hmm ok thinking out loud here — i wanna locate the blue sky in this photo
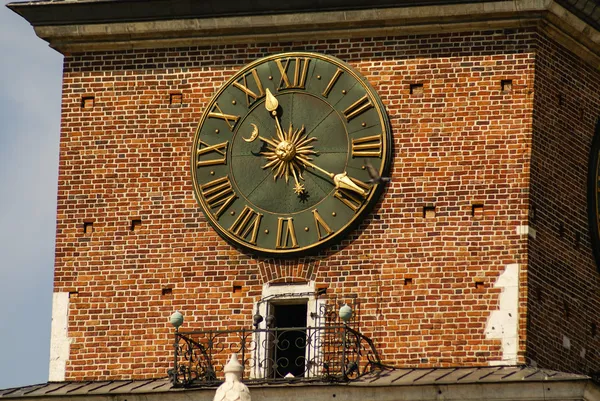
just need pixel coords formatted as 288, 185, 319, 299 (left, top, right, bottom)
0, 1, 62, 388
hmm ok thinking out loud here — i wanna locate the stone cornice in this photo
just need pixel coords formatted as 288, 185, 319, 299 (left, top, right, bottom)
6, 0, 600, 70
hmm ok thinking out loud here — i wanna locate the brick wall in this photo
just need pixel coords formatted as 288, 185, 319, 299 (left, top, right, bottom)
56, 29, 537, 380
527, 32, 600, 375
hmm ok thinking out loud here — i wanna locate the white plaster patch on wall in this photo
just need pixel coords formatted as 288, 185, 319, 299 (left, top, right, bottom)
562, 335, 571, 350
49, 292, 71, 382
516, 225, 536, 239
485, 263, 519, 366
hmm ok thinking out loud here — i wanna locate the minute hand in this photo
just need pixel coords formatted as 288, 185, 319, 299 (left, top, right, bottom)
299, 158, 367, 196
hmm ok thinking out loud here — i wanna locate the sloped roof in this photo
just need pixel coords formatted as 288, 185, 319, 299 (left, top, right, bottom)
7, 0, 600, 33
0, 366, 593, 399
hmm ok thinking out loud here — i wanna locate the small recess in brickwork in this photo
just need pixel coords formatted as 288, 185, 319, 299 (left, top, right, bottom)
474, 280, 485, 290
423, 205, 436, 219
529, 205, 537, 223
472, 204, 484, 218
574, 232, 581, 248
592, 322, 597, 337
161, 288, 173, 296
233, 284, 243, 295
558, 222, 565, 238
316, 286, 327, 296
68, 290, 79, 297
170, 93, 183, 105
501, 80, 513, 93
563, 301, 570, 320
404, 277, 414, 286
83, 221, 93, 234
130, 219, 142, 231
410, 83, 424, 95
81, 96, 95, 109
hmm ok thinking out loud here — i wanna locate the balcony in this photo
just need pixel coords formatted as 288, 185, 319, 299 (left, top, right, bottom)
169, 324, 382, 387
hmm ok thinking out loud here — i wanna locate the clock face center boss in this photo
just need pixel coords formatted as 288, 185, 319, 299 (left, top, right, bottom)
191, 52, 392, 256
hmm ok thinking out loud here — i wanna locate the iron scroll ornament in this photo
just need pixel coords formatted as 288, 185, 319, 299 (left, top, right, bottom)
587, 118, 600, 274
191, 52, 392, 256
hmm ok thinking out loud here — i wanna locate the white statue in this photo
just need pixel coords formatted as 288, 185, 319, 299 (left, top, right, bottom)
213, 354, 251, 401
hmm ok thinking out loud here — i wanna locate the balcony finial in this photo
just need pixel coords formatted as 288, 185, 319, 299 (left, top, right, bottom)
214, 354, 250, 401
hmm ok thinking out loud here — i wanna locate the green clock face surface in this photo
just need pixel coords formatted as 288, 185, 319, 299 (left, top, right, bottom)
191, 52, 392, 256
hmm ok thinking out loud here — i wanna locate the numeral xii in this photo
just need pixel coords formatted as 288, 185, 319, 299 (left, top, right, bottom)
275, 57, 310, 89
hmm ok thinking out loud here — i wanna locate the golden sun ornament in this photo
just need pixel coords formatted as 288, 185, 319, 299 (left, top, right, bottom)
260, 122, 317, 194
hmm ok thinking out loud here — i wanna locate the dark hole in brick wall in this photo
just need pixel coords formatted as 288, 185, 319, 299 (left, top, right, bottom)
316, 286, 327, 296
529, 205, 536, 223
170, 93, 183, 105
162, 288, 173, 296
233, 285, 242, 294
423, 205, 436, 219
501, 80, 512, 93
558, 222, 565, 238
68, 290, 79, 298
592, 322, 597, 337
81, 96, 95, 109
410, 83, 423, 95
475, 281, 485, 290
83, 221, 94, 234
131, 219, 142, 231
472, 204, 484, 218
574, 232, 581, 248
564, 301, 570, 320
404, 277, 413, 286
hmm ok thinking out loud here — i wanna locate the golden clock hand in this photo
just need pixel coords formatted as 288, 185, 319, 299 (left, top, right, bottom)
296, 156, 367, 197
265, 88, 285, 142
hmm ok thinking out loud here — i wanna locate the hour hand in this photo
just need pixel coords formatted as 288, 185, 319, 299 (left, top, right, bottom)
333, 172, 367, 197
298, 157, 367, 196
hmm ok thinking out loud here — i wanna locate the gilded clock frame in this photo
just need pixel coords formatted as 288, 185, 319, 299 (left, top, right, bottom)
191, 52, 392, 257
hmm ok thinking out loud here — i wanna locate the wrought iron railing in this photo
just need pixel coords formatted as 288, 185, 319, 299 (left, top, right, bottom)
169, 325, 382, 387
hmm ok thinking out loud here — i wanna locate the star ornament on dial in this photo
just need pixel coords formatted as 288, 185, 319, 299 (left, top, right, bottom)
191, 52, 392, 256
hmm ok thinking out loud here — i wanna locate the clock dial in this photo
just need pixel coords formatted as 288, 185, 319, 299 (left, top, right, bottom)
192, 52, 392, 256
587, 119, 600, 273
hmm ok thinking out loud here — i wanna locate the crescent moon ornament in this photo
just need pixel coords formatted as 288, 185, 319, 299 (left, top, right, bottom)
243, 123, 259, 142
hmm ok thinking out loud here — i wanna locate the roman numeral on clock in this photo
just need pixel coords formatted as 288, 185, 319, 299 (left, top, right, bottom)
343, 94, 373, 121
196, 140, 228, 167
275, 57, 310, 90
351, 134, 383, 158
276, 217, 299, 249
312, 209, 334, 240
200, 176, 237, 218
208, 103, 240, 131
322, 68, 343, 98
229, 205, 262, 245
334, 179, 371, 212
233, 69, 265, 107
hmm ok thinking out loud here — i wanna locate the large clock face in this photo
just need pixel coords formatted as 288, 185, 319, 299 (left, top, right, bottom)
191, 52, 392, 256
587, 119, 600, 274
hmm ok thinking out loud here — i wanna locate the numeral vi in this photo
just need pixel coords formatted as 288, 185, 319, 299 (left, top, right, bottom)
276, 217, 299, 249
